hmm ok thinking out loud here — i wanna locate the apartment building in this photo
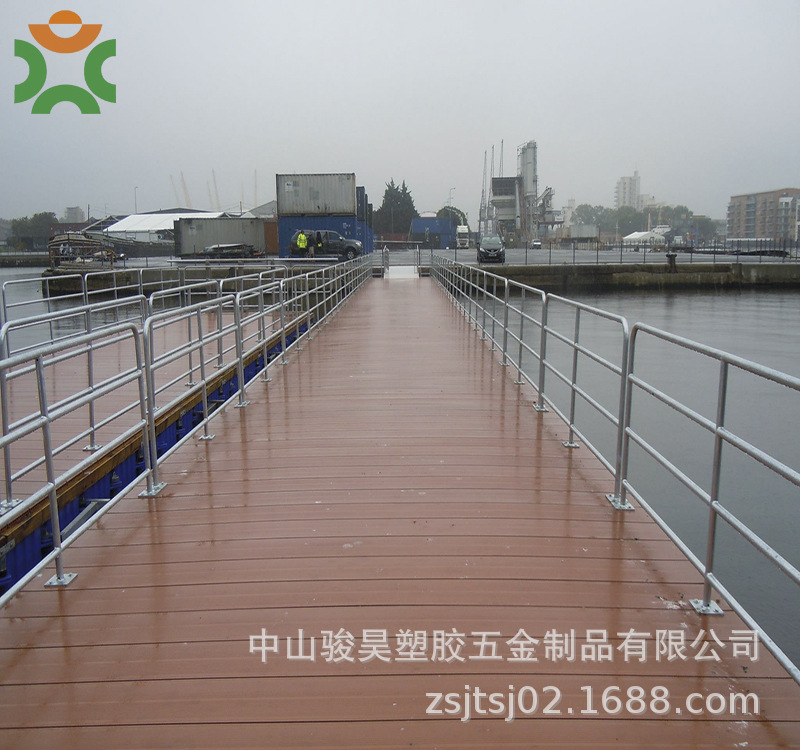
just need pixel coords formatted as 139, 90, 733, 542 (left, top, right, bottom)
727, 188, 800, 240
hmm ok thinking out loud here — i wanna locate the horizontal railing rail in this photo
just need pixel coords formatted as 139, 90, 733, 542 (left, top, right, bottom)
0, 256, 372, 607
0, 295, 148, 359
0, 323, 155, 602
618, 323, 800, 684
0, 265, 292, 328
430, 254, 799, 685
433, 257, 628, 498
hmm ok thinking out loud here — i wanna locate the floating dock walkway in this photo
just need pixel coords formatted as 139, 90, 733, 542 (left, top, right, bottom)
1, 266, 799, 748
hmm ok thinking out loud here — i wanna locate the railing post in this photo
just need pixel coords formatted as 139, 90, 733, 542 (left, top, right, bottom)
35, 356, 77, 589
279, 280, 288, 365
233, 295, 249, 408
605, 319, 632, 510
490, 275, 498, 351
185, 307, 196, 386
480, 271, 488, 339
140, 320, 166, 496
259, 286, 272, 383
82, 307, 101, 452
534, 295, 549, 412
515, 287, 526, 385
562, 308, 581, 448
690, 359, 728, 616
137, 325, 165, 498
500, 279, 510, 366
195, 308, 215, 441
216, 281, 224, 368
609, 327, 636, 510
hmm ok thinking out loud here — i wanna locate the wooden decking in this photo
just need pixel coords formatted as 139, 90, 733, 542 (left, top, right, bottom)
1, 269, 799, 748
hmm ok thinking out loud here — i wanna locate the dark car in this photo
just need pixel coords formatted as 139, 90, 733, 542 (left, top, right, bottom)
477, 235, 505, 263
289, 229, 363, 261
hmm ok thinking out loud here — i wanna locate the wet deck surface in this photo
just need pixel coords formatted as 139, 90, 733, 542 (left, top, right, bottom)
1, 268, 799, 748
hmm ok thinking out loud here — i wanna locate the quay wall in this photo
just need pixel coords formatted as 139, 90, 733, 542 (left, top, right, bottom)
476, 262, 800, 293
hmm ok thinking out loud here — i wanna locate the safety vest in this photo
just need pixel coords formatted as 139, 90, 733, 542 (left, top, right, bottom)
297, 233, 308, 249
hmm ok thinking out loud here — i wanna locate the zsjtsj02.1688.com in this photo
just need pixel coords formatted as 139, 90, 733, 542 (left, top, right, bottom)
425, 684, 760, 722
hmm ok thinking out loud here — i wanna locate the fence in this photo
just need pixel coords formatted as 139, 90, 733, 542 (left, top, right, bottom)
0, 256, 372, 605
430, 254, 800, 685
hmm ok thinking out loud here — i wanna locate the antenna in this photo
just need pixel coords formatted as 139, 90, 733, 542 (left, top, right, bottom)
254, 169, 258, 208
499, 139, 504, 177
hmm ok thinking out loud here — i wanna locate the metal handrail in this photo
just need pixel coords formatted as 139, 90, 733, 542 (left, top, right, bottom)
618, 323, 800, 682
0, 295, 148, 359
0, 323, 155, 599
0, 256, 373, 607
430, 254, 799, 684
432, 257, 628, 494
538, 294, 629, 501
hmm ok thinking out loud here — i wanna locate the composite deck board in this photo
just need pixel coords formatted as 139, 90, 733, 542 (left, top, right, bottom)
1, 271, 799, 748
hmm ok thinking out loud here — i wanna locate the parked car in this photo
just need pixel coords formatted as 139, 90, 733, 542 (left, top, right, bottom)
477, 235, 505, 263
289, 230, 363, 261
530, 239, 542, 249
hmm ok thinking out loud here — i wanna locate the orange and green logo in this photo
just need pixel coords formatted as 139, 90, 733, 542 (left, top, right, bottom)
14, 9, 116, 114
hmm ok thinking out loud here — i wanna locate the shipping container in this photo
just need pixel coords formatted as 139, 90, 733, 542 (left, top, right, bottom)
568, 224, 599, 240
409, 217, 456, 249
174, 217, 267, 256
276, 173, 357, 216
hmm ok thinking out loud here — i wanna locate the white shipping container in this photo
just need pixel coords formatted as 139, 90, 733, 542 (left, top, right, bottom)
569, 224, 599, 239
276, 173, 357, 216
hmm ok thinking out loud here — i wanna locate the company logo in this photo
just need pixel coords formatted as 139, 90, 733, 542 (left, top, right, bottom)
14, 9, 116, 114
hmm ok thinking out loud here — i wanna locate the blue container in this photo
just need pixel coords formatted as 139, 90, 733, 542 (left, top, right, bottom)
278, 215, 361, 257
410, 217, 456, 249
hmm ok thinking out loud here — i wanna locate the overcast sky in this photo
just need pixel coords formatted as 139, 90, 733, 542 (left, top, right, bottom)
2, 0, 798, 224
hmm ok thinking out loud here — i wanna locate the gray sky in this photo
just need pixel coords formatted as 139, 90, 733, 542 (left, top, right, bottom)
2, 0, 798, 223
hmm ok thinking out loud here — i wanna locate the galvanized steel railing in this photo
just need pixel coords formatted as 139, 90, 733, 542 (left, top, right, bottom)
1, 265, 293, 327
0, 256, 372, 607
430, 254, 800, 684
618, 323, 800, 684
433, 257, 629, 498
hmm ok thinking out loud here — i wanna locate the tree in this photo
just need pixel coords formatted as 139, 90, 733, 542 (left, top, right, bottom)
436, 205, 468, 229
10, 212, 59, 250
571, 204, 618, 234
616, 206, 642, 236
372, 179, 419, 235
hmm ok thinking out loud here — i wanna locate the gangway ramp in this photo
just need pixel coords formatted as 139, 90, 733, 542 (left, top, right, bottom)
1, 272, 799, 748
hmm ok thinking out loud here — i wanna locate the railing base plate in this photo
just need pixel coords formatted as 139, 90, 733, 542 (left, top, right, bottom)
139, 482, 167, 498
690, 599, 724, 616
45, 572, 77, 588
606, 493, 635, 511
